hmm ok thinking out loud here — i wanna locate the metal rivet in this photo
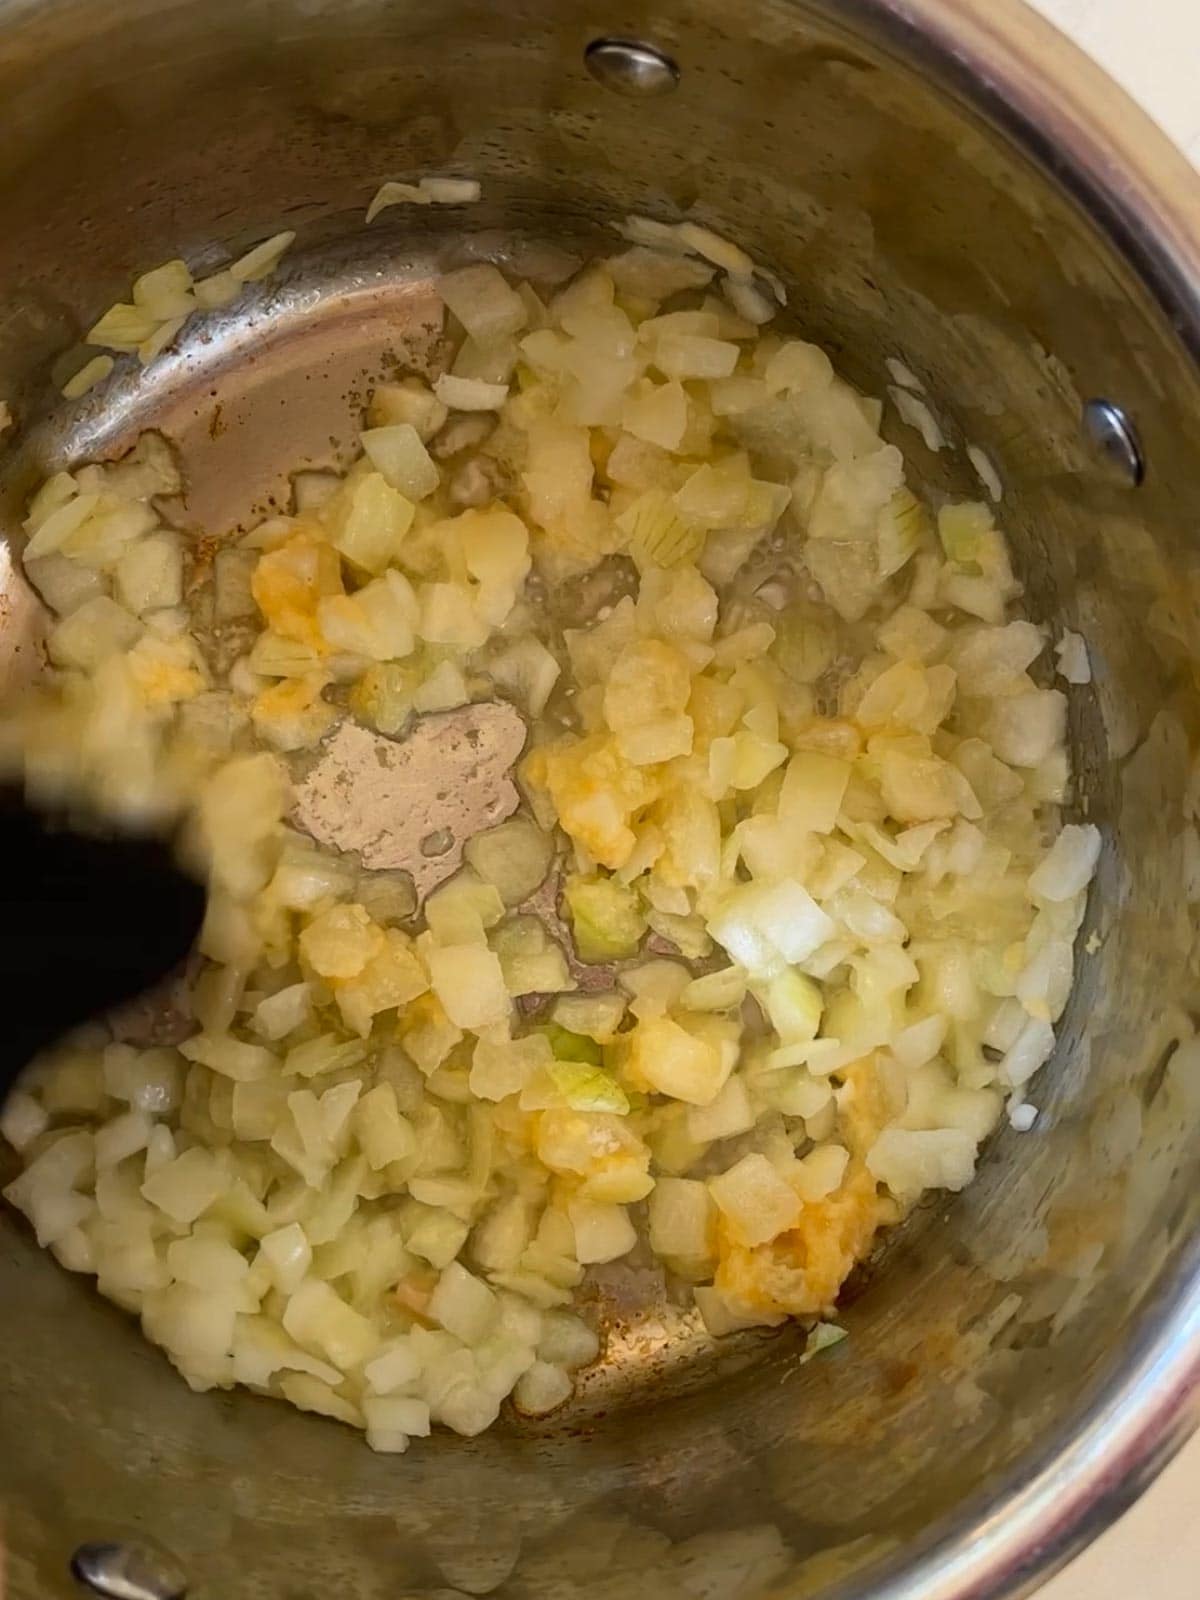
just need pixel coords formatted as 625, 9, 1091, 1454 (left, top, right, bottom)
584, 38, 680, 97
71, 1541, 188, 1600
1082, 398, 1144, 486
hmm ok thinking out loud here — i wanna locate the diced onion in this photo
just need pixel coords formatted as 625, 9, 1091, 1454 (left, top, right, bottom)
1028, 824, 1101, 903
361, 425, 440, 500
1055, 630, 1091, 684
429, 1261, 499, 1344
708, 1154, 800, 1247
62, 355, 115, 400
434, 373, 508, 412
512, 1360, 573, 1416
566, 1199, 637, 1264
867, 1127, 977, 1201
366, 176, 480, 223
3, 223, 1089, 1455
439, 265, 527, 346
889, 386, 946, 451
707, 881, 835, 977
228, 231, 296, 284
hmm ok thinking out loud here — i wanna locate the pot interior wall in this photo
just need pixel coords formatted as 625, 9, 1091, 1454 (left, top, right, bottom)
2, 2, 1200, 1597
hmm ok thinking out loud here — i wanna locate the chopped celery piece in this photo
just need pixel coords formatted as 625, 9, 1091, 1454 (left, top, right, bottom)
878, 488, 928, 579
757, 970, 823, 1042
936, 501, 992, 569
564, 875, 647, 964
801, 1321, 848, 1362
616, 489, 704, 571
539, 1023, 603, 1067
547, 1059, 630, 1115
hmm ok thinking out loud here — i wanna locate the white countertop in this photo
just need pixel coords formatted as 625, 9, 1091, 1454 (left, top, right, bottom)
1022, 8, 1200, 1596
1031, 0, 1200, 159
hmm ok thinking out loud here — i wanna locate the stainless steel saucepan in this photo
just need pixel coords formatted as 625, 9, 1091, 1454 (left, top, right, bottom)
2, 0, 1200, 1596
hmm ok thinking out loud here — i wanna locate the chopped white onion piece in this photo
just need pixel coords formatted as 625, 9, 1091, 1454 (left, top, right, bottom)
1055, 630, 1091, 684
1028, 824, 1101, 903
707, 881, 835, 978
361, 424, 440, 500
62, 354, 115, 400
429, 1262, 499, 1345
998, 1015, 1056, 1089
433, 373, 508, 411
439, 264, 527, 346
967, 444, 1003, 502
566, 1199, 637, 1264
512, 1360, 572, 1416
709, 1154, 800, 1247
228, 231, 295, 284
283, 1279, 377, 1369
889, 386, 946, 451
0, 1091, 49, 1152
867, 1126, 977, 1201
366, 176, 480, 222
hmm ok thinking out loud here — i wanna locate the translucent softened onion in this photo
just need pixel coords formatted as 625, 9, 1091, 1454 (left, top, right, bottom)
0, 221, 1098, 1452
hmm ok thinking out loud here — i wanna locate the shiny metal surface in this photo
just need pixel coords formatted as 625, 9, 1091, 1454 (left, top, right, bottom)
71, 1539, 188, 1600
1, 1, 1200, 1598
583, 38, 683, 98
1080, 398, 1146, 486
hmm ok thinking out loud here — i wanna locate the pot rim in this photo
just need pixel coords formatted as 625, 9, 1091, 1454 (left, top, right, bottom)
828, 2, 1200, 1595
866, 0, 1200, 357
